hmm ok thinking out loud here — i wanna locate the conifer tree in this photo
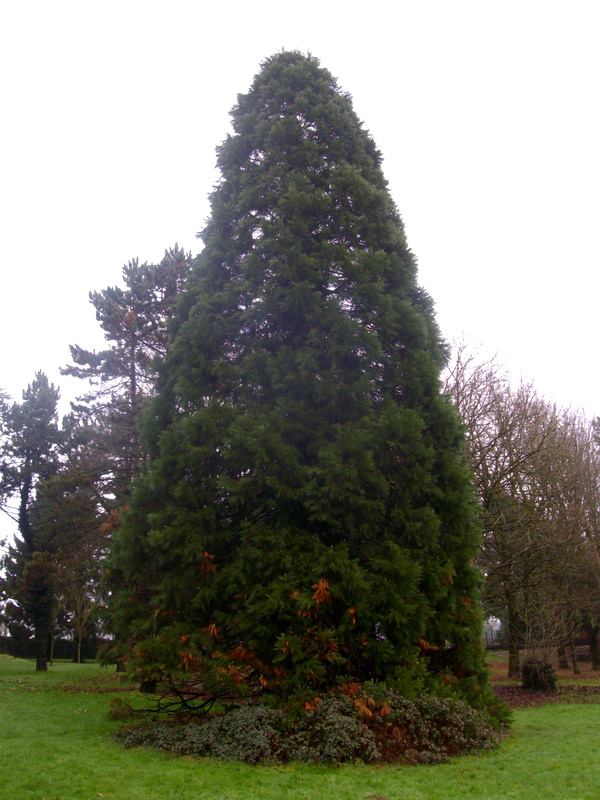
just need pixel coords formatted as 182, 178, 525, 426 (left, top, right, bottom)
0, 373, 62, 670
63, 245, 191, 501
111, 53, 489, 704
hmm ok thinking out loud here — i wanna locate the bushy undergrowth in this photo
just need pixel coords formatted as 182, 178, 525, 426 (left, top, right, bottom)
119, 706, 285, 764
283, 696, 381, 763
116, 688, 504, 765
521, 659, 557, 692
372, 692, 502, 764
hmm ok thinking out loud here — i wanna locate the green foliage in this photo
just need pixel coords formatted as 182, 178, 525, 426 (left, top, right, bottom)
521, 659, 557, 692
110, 52, 488, 707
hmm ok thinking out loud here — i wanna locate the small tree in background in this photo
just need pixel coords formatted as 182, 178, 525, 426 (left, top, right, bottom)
109, 52, 492, 710
38, 461, 108, 664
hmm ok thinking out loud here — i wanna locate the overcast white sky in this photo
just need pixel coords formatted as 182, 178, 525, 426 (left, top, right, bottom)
1, 0, 598, 419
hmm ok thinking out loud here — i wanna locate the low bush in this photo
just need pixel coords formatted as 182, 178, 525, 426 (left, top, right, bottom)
284, 696, 380, 763
521, 659, 557, 692
371, 692, 503, 764
116, 686, 503, 765
119, 705, 285, 764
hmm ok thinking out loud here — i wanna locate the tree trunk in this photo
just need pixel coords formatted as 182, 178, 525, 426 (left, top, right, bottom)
557, 645, 568, 669
33, 594, 53, 672
508, 640, 520, 678
582, 621, 600, 669
590, 629, 600, 670
570, 641, 580, 675
35, 624, 48, 671
507, 603, 521, 679
116, 658, 127, 673
76, 634, 82, 664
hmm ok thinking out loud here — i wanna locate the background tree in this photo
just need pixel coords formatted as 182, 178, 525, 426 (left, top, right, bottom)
0, 373, 62, 670
1, 380, 111, 669
38, 454, 108, 663
110, 52, 492, 709
56, 539, 104, 664
445, 346, 600, 676
555, 414, 600, 670
62, 245, 191, 502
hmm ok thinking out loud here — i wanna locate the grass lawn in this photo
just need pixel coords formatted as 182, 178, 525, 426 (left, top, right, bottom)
1, 654, 600, 800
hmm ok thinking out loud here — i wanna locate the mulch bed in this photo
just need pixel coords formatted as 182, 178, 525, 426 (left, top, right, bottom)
495, 685, 600, 708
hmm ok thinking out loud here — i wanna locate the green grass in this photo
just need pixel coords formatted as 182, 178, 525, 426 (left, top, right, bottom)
1, 654, 600, 799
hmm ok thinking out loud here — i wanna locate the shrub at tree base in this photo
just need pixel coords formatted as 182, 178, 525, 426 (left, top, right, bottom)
115, 689, 505, 765
521, 659, 557, 692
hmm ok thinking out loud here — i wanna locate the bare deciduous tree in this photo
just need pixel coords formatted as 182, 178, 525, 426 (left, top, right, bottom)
445, 344, 600, 677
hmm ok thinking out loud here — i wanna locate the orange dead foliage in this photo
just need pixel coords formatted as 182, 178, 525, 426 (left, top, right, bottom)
181, 651, 198, 671
226, 665, 245, 684
229, 644, 255, 662
338, 681, 361, 697
355, 698, 375, 719
303, 697, 321, 712
99, 508, 121, 536
199, 551, 217, 574
312, 578, 331, 605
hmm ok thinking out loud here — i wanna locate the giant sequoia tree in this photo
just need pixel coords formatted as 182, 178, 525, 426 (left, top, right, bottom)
111, 53, 488, 704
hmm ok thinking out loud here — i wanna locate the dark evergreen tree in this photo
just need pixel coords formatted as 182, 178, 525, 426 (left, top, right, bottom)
0, 373, 62, 670
111, 53, 489, 705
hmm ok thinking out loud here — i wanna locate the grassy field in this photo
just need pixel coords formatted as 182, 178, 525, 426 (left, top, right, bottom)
1, 654, 600, 800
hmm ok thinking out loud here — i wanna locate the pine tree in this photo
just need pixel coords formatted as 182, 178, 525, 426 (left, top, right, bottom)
62, 245, 191, 501
111, 53, 489, 705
